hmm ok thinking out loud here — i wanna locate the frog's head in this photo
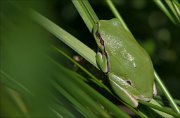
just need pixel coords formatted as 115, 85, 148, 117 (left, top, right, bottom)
93, 19, 125, 53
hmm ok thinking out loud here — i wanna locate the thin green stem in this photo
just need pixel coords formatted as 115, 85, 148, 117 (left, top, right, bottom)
29, 10, 97, 68
0, 70, 32, 95
52, 46, 112, 94
105, 0, 130, 32
140, 100, 180, 117
155, 0, 175, 23
154, 71, 180, 114
174, 99, 180, 106
72, 0, 93, 32
155, 96, 180, 106
72, 0, 99, 32
166, 0, 180, 22
81, 0, 99, 24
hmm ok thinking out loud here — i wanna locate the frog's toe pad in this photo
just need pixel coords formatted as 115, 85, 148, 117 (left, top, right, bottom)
96, 52, 108, 73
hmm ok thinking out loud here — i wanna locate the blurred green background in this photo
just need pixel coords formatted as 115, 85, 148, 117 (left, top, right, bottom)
0, 0, 180, 117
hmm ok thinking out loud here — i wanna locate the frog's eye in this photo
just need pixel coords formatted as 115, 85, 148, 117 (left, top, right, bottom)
112, 22, 119, 26
111, 19, 121, 27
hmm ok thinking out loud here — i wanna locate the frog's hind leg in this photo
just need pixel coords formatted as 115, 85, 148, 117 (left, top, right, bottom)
96, 51, 108, 73
108, 73, 138, 107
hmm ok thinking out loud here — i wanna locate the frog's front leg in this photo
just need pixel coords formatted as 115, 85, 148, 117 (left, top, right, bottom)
96, 51, 108, 73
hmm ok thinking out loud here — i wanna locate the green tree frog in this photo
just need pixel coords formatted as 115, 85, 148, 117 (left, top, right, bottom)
93, 18, 157, 107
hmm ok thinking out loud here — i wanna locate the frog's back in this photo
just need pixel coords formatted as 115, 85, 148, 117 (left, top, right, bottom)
99, 19, 154, 99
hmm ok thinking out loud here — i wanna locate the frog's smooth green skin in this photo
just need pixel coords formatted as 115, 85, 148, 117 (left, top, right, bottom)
93, 18, 156, 107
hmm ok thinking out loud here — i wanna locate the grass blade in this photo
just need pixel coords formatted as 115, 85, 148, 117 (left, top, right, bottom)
29, 10, 98, 69
72, 0, 99, 32
154, 0, 180, 25
155, 71, 180, 114
105, 0, 130, 32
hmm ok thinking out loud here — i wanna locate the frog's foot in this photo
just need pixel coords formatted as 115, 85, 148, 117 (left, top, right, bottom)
96, 52, 108, 73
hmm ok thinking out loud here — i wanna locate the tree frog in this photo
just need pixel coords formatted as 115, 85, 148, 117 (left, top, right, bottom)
93, 18, 157, 107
